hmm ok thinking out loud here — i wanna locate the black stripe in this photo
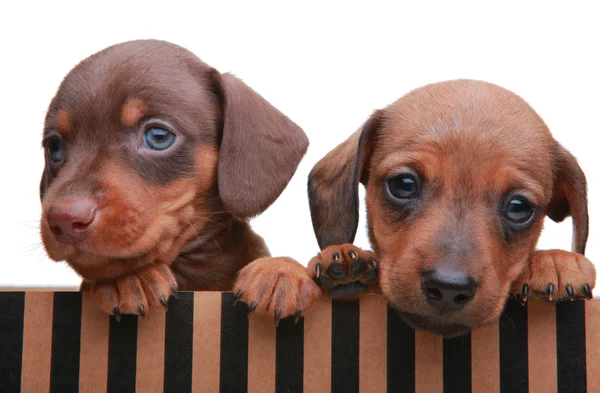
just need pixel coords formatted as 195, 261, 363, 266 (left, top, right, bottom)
556, 300, 587, 393
443, 332, 471, 393
164, 292, 194, 393
220, 292, 249, 393
276, 315, 304, 393
499, 299, 528, 393
107, 314, 138, 393
50, 292, 82, 392
331, 299, 359, 393
387, 307, 415, 393
0, 292, 25, 393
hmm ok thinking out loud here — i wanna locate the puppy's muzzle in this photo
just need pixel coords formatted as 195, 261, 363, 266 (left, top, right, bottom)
46, 198, 98, 244
421, 269, 477, 312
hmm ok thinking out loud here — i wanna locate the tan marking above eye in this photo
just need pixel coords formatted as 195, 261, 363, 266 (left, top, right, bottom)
121, 98, 147, 127
57, 110, 70, 134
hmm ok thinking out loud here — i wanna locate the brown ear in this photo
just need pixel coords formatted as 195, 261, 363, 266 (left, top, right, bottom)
308, 111, 382, 249
546, 142, 589, 254
212, 72, 309, 219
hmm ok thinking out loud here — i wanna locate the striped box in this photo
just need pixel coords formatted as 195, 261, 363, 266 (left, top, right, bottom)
0, 292, 598, 393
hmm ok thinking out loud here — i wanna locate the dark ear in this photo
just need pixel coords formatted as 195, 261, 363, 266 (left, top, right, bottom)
308, 111, 382, 250
212, 72, 309, 219
546, 142, 589, 254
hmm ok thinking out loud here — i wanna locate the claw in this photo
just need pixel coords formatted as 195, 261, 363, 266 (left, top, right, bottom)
233, 291, 242, 307
566, 284, 575, 301
519, 283, 529, 306
368, 257, 378, 269
247, 302, 257, 318
113, 306, 121, 323
139, 305, 146, 320
332, 252, 340, 262
584, 284, 593, 300
274, 310, 281, 327
294, 310, 302, 325
315, 263, 322, 278
547, 283, 555, 301
160, 296, 169, 312
348, 250, 357, 260
170, 285, 179, 299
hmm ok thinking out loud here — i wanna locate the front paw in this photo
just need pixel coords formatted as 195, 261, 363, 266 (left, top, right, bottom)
307, 244, 379, 298
81, 263, 178, 320
512, 249, 596, 303
233, 257, 321, 326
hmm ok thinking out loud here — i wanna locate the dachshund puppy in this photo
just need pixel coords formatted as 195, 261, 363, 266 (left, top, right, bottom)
40, 39, 308, 318
234, 79, 595, 337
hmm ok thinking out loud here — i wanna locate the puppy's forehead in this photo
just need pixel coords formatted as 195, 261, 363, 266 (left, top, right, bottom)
373, 80, 554, 198
45, 40, 216, 134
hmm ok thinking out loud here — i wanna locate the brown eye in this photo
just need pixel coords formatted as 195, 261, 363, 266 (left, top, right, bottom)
506, 198, 535, 223
387, 174, 419, 199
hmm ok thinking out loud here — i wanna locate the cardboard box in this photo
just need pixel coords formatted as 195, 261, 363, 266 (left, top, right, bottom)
0, 291, 597, 393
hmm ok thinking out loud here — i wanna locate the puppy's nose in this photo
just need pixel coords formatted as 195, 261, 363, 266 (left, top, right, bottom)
422, 269, 476, 312
47, 198, 97, 244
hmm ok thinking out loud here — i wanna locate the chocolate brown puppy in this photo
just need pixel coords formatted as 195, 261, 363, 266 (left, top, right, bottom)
40, 39, 308, 318
234, 79, 595, 337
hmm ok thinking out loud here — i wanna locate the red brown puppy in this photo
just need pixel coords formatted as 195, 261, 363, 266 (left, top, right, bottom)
40, 39, 308, 318
234, 79, 595, 337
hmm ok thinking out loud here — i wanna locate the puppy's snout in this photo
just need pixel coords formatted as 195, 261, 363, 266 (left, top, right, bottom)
47, 198, 97, 244
421, 269, 477, 312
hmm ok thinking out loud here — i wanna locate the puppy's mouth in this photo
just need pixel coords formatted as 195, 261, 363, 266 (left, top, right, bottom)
393, 310, 472, 338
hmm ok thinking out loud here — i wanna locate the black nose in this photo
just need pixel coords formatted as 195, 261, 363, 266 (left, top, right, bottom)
422, 270, 477, 312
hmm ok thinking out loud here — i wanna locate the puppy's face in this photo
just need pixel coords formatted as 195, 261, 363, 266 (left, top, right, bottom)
309, 80, 587, 337
40, 40, 307, 280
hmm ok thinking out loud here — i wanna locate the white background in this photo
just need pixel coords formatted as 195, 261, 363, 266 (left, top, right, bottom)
0, 1, 598, 294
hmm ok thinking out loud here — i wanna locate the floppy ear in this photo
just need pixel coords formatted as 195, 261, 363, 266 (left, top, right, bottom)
546, 142, 589, 254
308, 111, 382, 250
212, 72, 309, 219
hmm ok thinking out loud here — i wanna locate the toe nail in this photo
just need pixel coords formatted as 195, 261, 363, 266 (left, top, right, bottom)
113, 307, 121, 322
160, 296, 169, 312
368, 257, 378, 269
274, 310, 281, 327
332, 252, 340, 262
584, 284, 593, 299
518, 295, 528, 306
170, 285, 179, 299
348, 250, 357, 260
233, 291, 242, 307
566, 284, 575, 301
547, 283, 555, 300
315, 263, 322, 278
522, 283, 529, 297
139, 306, 146, 320
294, 310, 302, 325
247, 303, 257, 318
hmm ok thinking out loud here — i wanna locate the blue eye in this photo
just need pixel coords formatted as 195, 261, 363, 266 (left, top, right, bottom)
143, 127, 176, 151
47, 137, 63, 163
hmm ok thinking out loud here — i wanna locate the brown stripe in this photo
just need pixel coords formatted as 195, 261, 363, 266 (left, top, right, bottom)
192, 292, 221, 393
359, 295, 387, 393
21, 292, 54, 393
471, 324, 500, 393
79, 293, 109, 393
528, 300, 557, 393
586, 301, 600, 390
304, 297, 332, 393
136, 309, 166, 393
415, 331, 443, 393
248, 313, 276, 393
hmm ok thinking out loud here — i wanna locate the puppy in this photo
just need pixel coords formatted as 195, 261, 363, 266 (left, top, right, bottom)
40, 39, 308, 318
234, 79, 595, 337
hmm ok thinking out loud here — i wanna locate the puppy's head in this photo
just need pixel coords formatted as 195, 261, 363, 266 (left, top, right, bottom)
40, 39, 308, 280
309, 79, 587, 337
